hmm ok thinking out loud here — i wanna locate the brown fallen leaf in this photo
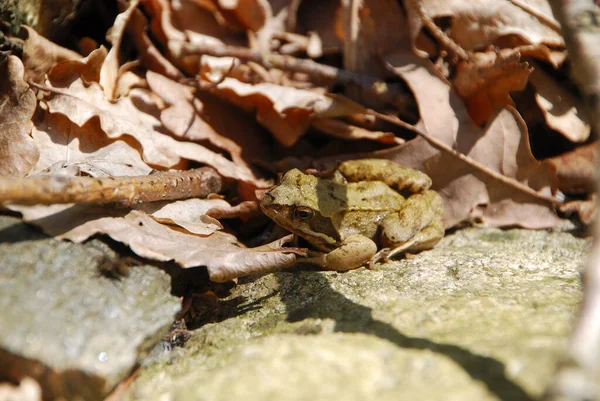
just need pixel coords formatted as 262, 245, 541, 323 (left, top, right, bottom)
100, 0, 141, 100
408, 0, 563, 59
529, 67, 591, 143
146, 71, 247, 166
549, 141, 597, 194
148, 0, 246, 75
558, 194, 596, 225
376, 52, 561, 229
213, 78, 368, 146
30, 111, 152, 177
136, 198, 229, 235
47, 47, 108, 86
126, 1, 183, 80
311, 118, 396, 143
21, 26, 81, 83
33, 78, 267, 185
10, 206, 304, 283
453, 47, 533, 125
0, 378, 42, 401
0, 54, 39, 177
206, 199, 260, 220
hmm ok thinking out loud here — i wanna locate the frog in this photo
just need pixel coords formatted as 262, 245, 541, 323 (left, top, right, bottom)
260, 159, 445, 271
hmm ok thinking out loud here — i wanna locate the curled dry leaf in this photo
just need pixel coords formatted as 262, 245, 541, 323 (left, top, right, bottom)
100, 0, 141, 101
22, 26, 81, 83
37, 78, 266, 185
148, 0, 246, 75
47, 47, 108, 85
0, 55, 39, 176
453, 47, 533, 125
136, 198, 228, 235
549, 141, 597, 194
127, 3, 183, 80
529, 67, 591, 143
11, 206, 304, 283
0, 378, 42, 401
146, 71, 246, 165
213, 78, 368, 146
215, 0, 270, 32
408, 0, 563, 59
206, 199, 260, 220
378, 52, 560, 229
558, 194, 596, 225
311, 118, 396, 143
29, 111, 152, 177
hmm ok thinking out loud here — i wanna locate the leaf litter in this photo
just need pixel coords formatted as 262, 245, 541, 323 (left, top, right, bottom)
0, 0, 594, 283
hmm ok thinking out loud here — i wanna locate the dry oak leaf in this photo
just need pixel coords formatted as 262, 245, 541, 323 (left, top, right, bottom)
22, 26, 81, 83
100, 0, 141, 101
135, 198, 229, 235
529, 67, 590, 143
0, 378, 42, 401
408, 0, 563, 58
549, 141, 597, 194
378, 52, 561, 229
148, 0, 247, 75
0, 55, 39, 177
11, 205, 303, 282
39, 78, 266, 185
126, 0, 183, 80
146, 71, 246, 165
29, 111, 152, 177
214, 0, 270, 32
454, 47, 533, 125
47, 47, 108, 86
214, 77, 367, 146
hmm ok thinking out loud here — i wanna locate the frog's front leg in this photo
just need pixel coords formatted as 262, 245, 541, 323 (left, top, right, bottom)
303, 234, 377, 271
376, 190, 445, 262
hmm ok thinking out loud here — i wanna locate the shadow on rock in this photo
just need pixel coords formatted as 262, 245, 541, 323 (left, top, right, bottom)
274, 270, 534, 401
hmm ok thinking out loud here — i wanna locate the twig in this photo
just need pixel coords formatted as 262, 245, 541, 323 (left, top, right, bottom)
542, 1, 600, 401
179, 40, 414, 110
508, 0, 562, 32
0, 168, 222, 206
405, 0, 469, 62
366, 109, 561, 206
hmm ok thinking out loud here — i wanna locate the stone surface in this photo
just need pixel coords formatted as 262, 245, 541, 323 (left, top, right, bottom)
0, 215, 180, 401
123, 227, 588, 401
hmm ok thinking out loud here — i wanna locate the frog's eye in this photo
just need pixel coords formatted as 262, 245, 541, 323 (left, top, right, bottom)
294, 206, 315, 220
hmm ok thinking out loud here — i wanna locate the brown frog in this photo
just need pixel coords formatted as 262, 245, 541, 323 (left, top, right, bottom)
260, 159, 445, 271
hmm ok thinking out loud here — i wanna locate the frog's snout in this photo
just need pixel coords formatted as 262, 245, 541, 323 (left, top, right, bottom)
261, 192, 274, 207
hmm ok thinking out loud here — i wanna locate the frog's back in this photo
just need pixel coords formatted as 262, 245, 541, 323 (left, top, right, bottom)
345, 180, 405, 211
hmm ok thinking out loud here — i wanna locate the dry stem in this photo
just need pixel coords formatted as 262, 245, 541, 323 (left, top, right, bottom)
543, 1, 600, 401
179, 41, 414, 111
367, 109, 560, 206
0, 168, 221, 206
405, 0, 469, 61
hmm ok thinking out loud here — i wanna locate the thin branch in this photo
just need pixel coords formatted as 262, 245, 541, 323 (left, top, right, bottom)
508, 0, 562, 32
405, 0, 469, 62
366, 109, 561, 206
542, 1, 600, 400
0, 168, 221, 206
179, 40, 415, 110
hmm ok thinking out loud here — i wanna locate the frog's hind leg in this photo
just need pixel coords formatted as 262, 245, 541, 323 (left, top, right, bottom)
374, 190, 445, 265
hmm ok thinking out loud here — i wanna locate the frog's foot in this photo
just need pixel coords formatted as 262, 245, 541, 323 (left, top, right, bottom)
368, 238, 417, 268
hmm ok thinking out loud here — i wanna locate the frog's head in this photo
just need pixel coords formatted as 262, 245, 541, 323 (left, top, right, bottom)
260, 169, 342, 249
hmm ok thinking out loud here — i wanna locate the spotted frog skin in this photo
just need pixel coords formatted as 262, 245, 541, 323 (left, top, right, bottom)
260, 159, 445, 271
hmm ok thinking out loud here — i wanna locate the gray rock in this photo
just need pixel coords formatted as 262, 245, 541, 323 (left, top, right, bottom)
0, 215, 180, 401
123, 227, 588, 401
